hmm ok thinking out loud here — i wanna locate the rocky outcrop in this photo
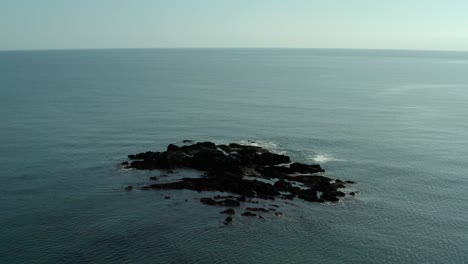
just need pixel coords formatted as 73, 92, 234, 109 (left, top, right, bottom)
123, 142, 356, 219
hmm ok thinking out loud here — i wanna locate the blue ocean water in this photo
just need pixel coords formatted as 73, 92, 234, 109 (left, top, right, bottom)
1, 49, 468, 263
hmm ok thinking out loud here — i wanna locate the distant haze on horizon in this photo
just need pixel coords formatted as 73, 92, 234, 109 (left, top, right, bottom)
1, 0, 468, 51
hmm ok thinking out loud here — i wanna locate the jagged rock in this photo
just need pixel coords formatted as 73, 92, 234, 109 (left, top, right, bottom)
273, 179, 300, 193
167, 144, 180, 152
297, 188, 320, 202
123, 142, 353, 216
320, 192, 339, 202
289, 162, 324, 174
149, 176, 158, 181
121, 161, 129, 166
333, 182, 346, 189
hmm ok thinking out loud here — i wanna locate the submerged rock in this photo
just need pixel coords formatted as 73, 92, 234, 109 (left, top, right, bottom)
241, 212, 257, 217
220, 209, 235, 215
246, 207, 269, 213
224, 216, 233, 224
200, 197, 240, 207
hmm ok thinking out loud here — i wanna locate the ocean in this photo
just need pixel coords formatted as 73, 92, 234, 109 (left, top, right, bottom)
1, 49, 468, 263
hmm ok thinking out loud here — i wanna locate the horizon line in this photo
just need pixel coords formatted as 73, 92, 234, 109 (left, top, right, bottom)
1, 47, 468, 53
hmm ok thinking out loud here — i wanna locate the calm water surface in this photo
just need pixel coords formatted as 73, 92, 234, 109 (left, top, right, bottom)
1, 49, 468, 263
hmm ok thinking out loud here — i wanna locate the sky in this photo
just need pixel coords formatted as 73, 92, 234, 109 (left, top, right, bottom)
1, 0, 468, 51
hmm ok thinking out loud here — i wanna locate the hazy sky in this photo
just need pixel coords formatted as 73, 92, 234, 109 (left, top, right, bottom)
1, 0, 468, 50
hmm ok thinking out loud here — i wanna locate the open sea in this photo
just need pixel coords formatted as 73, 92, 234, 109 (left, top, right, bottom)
1, 49, 468, 263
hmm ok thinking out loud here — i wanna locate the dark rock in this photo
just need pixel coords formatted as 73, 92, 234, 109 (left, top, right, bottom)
182, 140, 193, 143
246, 207, 269, 213
167, 144, 180, 152
320, 192, 339, 202
224, 216, 233, 224
149, 176, 158, 181
139, 186, 150, 190
275, 212, 283, 216
199, 197, 240, 207
273, 179, 294, 192
124, 186, 133, 191
297, 188, 320, 202
165, 196, 171, 199
333, 182, 346, 189
241, 212, 257, 217
220, 209, 235, 215
349, 192, 356, 196
258, 215, 264, 219
218, 199, 241, 207
345, 180, 356, 184
124, 141, 351, 213
200, 197, 217, 206
255, 152, 290, 166
213, 195, 237, 200
289, 163, 324, 174
335, 191, 346, 197
121, 161, 129, 166
280, 194, 296, 200
181, 142, 217, 153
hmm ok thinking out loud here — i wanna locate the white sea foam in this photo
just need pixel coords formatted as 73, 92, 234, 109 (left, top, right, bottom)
310, 154, 346, 163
